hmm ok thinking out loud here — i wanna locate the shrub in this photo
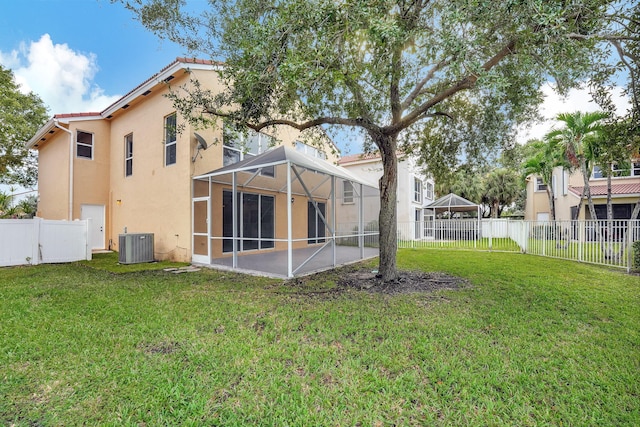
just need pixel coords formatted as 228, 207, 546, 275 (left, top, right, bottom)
633, 240, 640, 271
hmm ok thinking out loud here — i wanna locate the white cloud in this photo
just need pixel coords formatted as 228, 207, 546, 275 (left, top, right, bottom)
516, 83, 631, 143
0, 34, 120, 114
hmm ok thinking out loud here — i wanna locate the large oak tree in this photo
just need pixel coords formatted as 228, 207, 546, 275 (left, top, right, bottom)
121, 0, 635, 281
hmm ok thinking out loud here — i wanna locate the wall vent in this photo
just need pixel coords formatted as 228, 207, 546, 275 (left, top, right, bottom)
118, 233, 154, 264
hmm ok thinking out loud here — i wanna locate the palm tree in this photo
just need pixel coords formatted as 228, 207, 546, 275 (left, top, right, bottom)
522, 137, 565, 220
17, 195, 37, 218
484, 168, 520, 218
548, 111, 609, 221
0, 191, 13, 218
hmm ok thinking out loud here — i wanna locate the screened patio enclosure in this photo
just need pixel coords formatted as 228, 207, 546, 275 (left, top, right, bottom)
192, 146, 380, 278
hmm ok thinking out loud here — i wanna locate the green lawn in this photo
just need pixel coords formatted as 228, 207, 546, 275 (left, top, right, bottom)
1, 251, 638, 426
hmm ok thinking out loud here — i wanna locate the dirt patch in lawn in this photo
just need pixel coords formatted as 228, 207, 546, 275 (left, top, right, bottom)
340, 269, 468, 295
283, 265, 469, 297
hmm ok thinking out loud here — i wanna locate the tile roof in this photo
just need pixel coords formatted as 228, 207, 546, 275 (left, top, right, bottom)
337, 152, 381, 165
54, 112, 101, 119
570, 183, 640, 196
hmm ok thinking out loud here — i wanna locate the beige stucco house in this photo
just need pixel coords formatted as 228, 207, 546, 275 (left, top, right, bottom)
27, 58, 373, 273
525, 163, 640, 221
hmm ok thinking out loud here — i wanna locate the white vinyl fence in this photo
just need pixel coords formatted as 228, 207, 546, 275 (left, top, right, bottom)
0, 218, 91, 267
397, 219, 640, 271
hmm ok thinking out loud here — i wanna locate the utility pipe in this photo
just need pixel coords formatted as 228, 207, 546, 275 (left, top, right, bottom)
53, 120, 74, 220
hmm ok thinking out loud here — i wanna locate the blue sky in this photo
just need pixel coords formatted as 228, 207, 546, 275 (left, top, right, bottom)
0, 0, 196, 114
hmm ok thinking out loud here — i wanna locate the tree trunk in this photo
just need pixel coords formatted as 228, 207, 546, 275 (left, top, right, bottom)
604, 167, 626, 259
375, 133, 399, 282
606, 166, 613, 222
572, 186, 586, 220
631, 196, 640, 220
580, 157, 598, 220
546, 186, 556, 221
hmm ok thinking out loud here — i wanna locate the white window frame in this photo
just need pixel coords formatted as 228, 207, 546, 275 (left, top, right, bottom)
164, 113, 177, 166
223, 124, 275, 176
425, 181, 434, 200
591, 165, 604, 179
343, 181, 354, 204
535, 177, 547, 192
413, 177, 422, 203
124, 133, 133, 177
76, 130, 94, 160
633, 162, 640, 177
295, 141, 327, 160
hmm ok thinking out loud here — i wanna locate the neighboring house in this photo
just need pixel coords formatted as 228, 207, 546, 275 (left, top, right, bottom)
525, 161, 640, 221
338, 152, 435, 239
26, 58, 343, 264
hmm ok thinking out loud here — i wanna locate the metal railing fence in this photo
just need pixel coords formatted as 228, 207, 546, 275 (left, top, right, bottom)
396, 219, 640, 271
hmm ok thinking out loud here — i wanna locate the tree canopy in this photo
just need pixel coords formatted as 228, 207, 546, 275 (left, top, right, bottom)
0, 65, 48, 187
120, 0, 636, 281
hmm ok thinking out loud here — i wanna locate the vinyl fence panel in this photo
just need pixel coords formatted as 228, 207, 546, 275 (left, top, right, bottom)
0, 218, 91, 267
0, 219, 39, 266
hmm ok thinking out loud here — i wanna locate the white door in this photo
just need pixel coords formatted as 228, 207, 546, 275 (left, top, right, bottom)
192, 197, 210, 264
81, 204, 105, 250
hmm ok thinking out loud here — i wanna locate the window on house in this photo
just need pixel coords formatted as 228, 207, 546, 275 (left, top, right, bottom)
610, 162, 633, 177
562, 169, 569, 195
413, 177, 422, 203
308, 201, 326, 244
536, 177, 547, 191
425, 182, 434, 200
633, 162, 640, 176
295, 141, 327, 160
76, 131, 93, 159
592, 165, 604, 179
222, 190, 275, 253
164, 113, 177, 166
223, 123, 275, 176
343, 181, 354, 204
124, 133, 133, 177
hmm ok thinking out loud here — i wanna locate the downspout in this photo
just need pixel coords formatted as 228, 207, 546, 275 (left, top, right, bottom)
54, 120, 74, 220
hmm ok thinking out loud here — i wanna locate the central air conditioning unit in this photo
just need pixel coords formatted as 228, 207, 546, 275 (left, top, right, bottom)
118, 233, 154, 264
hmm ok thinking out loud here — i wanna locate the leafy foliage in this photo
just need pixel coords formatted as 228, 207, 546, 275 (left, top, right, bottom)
549, 110, 608, 220
0, 192, 37, 218
0, 65, 48, 187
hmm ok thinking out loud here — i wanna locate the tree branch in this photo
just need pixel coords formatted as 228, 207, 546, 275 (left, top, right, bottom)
566, 32, 640, 42
391, 39, 517, 133
390, 47, 403, 124
401, 56, 453, 110
242, 116, 379, 133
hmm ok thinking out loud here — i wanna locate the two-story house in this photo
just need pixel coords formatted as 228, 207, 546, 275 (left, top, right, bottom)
525, 162, 640, 221
27, 58, 377, 273
338, 151, 435, 239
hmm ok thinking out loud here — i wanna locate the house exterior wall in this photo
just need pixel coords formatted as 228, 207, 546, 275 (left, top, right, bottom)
525, 166, 640, 221
32, 61, 340, 262
108, 71, 196, 259
71, 120, 111, 222
524, 171, 554, 221
36, 132, 70, 220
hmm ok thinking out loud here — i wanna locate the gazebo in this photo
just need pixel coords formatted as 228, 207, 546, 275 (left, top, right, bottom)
426, 193, 481, 218
425, 193, 481, 241
191, 146, 380, 278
